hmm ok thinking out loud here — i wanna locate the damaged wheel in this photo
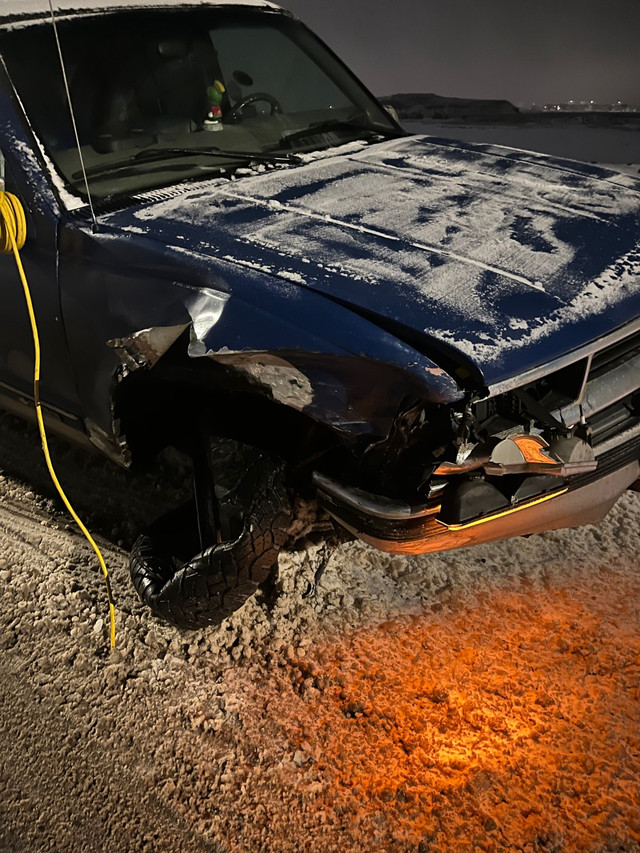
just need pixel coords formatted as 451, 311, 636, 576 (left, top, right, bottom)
129, 443, 291, 629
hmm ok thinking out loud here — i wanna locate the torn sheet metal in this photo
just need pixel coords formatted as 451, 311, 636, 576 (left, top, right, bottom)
107, 285, 230, 372
107, 323, 189, 373
85, 416, 131, 467
185, 287, 231, 358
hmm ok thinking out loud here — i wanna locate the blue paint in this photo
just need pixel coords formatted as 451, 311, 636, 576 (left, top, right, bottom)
511, 215, 557, 254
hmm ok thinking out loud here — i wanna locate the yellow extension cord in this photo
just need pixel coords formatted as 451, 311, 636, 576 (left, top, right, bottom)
0, 190, 116, 648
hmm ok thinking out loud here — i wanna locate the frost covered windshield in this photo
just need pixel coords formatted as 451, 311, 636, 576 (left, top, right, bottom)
0, 7, 400, 202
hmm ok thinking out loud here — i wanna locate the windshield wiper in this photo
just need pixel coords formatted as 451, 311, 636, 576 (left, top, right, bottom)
276, 120, 398, 148
133, 147, 294, 166
72, 147, 295, 182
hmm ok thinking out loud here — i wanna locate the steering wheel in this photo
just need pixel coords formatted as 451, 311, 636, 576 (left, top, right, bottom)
230, 92, 283, 121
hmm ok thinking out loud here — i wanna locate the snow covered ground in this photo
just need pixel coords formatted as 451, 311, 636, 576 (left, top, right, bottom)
0, 118, 639, 852
0, 411, 638, 852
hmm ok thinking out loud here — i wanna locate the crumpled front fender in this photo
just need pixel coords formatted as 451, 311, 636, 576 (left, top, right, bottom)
60, 223, 463, 464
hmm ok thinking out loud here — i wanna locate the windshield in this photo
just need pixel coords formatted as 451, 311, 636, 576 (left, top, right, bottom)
0, 8, 400, 203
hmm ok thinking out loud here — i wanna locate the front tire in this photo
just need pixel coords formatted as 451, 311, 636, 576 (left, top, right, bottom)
129, 447, 290, 629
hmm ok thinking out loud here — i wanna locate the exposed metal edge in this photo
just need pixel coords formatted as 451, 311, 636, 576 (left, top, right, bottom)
574, 353, 593, 408
85, 417, 131, 468
312, 471, 438, 521
486, 316, 640, 398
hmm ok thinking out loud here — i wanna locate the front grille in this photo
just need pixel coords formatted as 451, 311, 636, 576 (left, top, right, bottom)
589, 402, 638, 445
590, 327, 640, 380
570, 427, 640, 490
545, 328, 640, 431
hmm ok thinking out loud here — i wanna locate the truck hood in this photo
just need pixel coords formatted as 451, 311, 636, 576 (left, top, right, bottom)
109, 134, 640, 386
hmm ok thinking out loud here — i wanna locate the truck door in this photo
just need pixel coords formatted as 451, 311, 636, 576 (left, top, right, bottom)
0, 93, 83, 432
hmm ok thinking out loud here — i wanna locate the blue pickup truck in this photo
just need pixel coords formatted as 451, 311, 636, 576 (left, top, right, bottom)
0, 0, 638, 627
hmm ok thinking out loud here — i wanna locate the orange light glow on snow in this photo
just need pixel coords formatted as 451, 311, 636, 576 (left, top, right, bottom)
220, 570, 640, 851
196, 561, 640, 853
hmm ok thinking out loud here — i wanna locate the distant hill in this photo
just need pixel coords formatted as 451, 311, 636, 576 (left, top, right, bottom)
381, 93, 520, 121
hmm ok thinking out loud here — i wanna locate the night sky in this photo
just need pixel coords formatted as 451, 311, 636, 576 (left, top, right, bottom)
281, 0, 640, 107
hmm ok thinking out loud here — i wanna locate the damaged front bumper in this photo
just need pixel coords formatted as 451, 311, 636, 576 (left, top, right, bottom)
314, 421, 640, 556
315, 319, 640, 556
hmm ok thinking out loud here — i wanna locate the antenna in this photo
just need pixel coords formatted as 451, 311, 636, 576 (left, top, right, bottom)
47, 0, 98, 228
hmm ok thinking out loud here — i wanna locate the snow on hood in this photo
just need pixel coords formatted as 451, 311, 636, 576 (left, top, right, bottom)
0, 0, 280, 23
108, 134, 640, 386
